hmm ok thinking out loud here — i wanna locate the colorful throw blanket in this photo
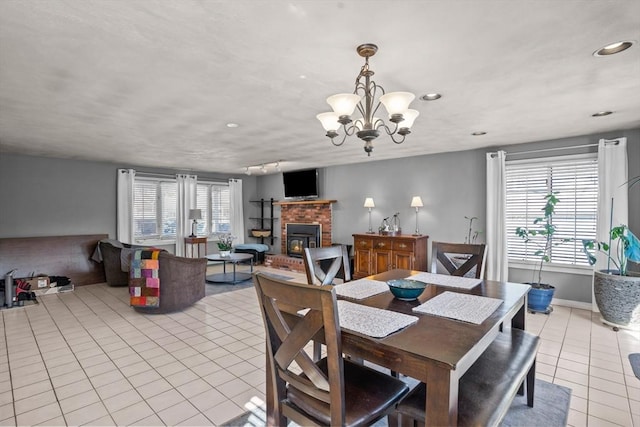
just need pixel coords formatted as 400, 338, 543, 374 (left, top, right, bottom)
129, 249, 161, 308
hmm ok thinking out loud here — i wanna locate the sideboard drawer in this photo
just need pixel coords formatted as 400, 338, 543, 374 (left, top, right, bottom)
392, 239, 415, 252
372, 239, 391, 250
354, 237, 372, 249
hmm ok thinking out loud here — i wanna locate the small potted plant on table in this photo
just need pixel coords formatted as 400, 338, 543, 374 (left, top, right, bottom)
515, 192, 568, 314
217, 234, 235, 257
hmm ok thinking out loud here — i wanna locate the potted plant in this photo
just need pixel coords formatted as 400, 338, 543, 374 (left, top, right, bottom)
217, 234, 235, 257
583, 225, 640, 330
515, 192, 568, 313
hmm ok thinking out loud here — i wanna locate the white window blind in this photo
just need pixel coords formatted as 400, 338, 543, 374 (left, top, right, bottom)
133, 178, 177, 240
505, 154, 598, 266
196, 182, 230, 236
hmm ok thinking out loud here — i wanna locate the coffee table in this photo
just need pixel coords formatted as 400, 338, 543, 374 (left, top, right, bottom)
205, 253, 254, 284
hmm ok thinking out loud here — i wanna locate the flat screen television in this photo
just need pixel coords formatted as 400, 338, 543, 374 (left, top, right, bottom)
283, 168, 319, 200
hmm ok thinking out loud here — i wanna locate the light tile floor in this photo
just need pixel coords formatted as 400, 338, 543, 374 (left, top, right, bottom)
1, 265, 639, 426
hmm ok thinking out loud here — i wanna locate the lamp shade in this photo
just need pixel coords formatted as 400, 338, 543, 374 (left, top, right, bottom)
317, 112, 340, 132
400, 109, 420, 129
364, 197, 375, 208
379, 92, 415, 115
410, 196, 423, 208
189, 209, 202, 220
327, 93, 361, 116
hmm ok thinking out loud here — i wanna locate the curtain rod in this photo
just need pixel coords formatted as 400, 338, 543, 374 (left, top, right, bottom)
506, 142, 599, 157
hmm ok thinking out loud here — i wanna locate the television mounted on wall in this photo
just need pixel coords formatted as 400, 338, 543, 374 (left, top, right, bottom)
282, 168, 319, 200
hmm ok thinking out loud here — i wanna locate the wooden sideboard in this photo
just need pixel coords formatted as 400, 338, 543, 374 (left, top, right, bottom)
352, 233, 429, 279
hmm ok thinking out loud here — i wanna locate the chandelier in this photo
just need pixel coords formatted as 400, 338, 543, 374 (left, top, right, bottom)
317, 43, 419, 156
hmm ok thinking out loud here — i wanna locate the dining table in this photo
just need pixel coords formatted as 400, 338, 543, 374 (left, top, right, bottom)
265, 268, 531, 427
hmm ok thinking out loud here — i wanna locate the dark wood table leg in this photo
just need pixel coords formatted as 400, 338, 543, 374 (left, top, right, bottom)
425, 368, 457, 426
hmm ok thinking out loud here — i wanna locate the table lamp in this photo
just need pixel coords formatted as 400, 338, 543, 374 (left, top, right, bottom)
364, 197, 375, 234
189, 209, 202, 237
410, 196, 423, 235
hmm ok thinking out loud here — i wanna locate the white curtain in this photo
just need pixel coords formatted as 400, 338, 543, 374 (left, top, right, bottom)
116, 169, 135, 244
486, 151, 509, 281
229, 179, 245, 245
594, 137, 628, 310
176, 174, 198, 257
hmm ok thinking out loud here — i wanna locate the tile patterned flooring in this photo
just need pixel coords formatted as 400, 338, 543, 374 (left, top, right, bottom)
1, 266, 639, 426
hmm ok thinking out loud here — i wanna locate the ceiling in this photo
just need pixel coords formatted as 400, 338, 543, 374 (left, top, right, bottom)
1, 1, 639, 175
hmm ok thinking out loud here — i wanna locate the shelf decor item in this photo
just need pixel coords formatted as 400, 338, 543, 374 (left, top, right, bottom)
217, 234, 235, 257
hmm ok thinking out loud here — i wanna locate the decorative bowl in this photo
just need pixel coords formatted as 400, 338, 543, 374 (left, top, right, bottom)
251, 229, 271, 237
387, 279, 427, 301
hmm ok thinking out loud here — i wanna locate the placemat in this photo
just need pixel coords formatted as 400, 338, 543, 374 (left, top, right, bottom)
408, 272, 481, 289
412, 291, 502, 324
337, 300, 418, 338
334, 279, 389, 300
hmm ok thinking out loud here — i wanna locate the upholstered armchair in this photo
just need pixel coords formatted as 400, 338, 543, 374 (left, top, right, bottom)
98, 241, 207, 314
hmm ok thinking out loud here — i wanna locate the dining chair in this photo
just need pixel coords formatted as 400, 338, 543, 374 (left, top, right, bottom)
303, 245, 352, 286
431, 241, 487, 279
253, 272, 409, 427
303, 245, 352, 360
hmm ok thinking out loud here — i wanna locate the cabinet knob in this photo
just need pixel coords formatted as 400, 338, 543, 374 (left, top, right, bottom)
376, 242, 386, 248
360, 241, 367, 246
398, 243, 407, 249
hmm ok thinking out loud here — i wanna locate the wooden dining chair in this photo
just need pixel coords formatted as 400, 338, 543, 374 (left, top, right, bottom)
303, 245, 352, 286
303, 245, 352, 360
431, 241, 487, 279
253, 272, 409, 427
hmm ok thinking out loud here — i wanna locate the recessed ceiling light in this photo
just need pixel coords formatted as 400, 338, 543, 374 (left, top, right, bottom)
226, 123, 239, 128
420, 93, 442, 101
299, 75, 307, 79
471, 131, 487, 136
592, 111, 613, 117
593, 41, 634, 56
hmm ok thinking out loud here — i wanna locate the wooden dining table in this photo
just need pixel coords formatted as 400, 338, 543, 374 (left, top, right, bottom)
265, 269, 531, 427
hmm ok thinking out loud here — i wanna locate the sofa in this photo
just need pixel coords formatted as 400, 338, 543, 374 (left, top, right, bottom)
98, 240, 207, 314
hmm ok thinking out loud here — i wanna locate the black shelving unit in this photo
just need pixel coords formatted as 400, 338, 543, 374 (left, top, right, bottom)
249, 198, 278, 245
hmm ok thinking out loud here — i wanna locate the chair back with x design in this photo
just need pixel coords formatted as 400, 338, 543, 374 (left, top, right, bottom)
303, 245, 352, 286
431, 241, 487, 279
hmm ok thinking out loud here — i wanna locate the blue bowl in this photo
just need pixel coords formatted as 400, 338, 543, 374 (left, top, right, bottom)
387, 279, 427, 301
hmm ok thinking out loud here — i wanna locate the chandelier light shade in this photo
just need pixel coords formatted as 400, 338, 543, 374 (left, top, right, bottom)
317, 43, 419, 156
364, 197, 375, 234
410, 196, 423, 236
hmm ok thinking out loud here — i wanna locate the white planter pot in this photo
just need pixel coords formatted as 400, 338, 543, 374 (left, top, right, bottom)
219, 250, 231, 257
594, 270, 640, 330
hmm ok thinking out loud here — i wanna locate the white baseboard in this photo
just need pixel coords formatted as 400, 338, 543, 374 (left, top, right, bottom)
550, 297, 592, 311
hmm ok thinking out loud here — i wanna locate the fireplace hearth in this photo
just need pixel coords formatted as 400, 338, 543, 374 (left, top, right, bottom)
285, 223, 321, 258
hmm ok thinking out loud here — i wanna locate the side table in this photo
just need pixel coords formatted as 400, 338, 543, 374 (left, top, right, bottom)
185, 237, 207, 258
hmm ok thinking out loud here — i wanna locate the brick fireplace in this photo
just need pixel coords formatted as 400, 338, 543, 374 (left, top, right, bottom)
276, 199, 336, 253
265, 199, 336, 271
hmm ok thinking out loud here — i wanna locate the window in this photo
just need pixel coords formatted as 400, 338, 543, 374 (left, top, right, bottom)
133, 178, 177, 241
196, 181, 230, 236
505, 154, 598, 266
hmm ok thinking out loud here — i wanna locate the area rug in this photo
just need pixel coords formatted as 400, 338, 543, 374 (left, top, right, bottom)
205, 271, 294, 296
221, 379, 570, 427
630, 353, 640, 380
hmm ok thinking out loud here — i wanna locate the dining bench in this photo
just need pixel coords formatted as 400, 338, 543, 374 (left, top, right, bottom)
395, 328, 540, 427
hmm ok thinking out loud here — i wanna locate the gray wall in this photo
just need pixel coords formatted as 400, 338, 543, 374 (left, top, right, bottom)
257, 128, 640, 304
0, 154, 258, 253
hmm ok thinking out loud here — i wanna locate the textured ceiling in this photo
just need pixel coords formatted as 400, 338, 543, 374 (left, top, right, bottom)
1, 0, 639, 174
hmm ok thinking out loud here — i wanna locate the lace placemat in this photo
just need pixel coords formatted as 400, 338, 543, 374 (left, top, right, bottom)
408, 272, 481, 289
412, 291, 503, 324
337, 300, 418, 338
334, 279, 389, 300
